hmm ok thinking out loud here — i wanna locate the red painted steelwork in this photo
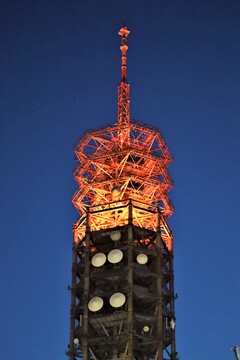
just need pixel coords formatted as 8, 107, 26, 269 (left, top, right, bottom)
73, 27, 174, 250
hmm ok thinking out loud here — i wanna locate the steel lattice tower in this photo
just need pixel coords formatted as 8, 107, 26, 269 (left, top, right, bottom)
67, 27, 177, 360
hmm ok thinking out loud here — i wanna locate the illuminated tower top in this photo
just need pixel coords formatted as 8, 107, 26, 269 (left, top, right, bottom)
72, 27, 174, 250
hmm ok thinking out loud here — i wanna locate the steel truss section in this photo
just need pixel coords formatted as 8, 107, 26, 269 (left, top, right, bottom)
73, 200, 173, 251
67, 27, 178, 360
72, 120, 173, 220
67, 203, 177, 360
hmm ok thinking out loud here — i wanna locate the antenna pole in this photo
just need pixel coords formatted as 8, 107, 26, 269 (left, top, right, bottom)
118, 27, 131, 144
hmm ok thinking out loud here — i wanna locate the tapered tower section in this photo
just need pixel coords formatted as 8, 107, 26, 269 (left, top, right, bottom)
67, 28, 177, 360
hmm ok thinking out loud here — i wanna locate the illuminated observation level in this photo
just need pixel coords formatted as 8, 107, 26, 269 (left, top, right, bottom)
67, 27, 178, 360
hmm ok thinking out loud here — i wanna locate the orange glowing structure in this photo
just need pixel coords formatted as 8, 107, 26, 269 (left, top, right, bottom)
72, 27, 174, 251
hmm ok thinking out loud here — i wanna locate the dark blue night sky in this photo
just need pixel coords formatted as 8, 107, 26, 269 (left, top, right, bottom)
1, 1, 239, 359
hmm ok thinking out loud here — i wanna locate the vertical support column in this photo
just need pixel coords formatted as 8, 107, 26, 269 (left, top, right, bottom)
82, 211, 91, 360
69, 230, 78, 360
127, 200, 133, 359
169, 252, 177, 360
156, 208, 163, 360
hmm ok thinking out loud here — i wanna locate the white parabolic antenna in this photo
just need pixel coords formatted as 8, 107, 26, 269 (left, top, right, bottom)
143, 326, 150, 333
88, 297, 104, 312
73, 338, 80, 344
110, 230, 121, 241
109, 292, 126, 308
108, 249, 123, 264
136, 253, 148, 265
91, 253, 106, 267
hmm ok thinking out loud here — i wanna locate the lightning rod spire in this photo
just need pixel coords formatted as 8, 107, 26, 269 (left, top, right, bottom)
118, 26, 130, 81
118, 26, 131, 139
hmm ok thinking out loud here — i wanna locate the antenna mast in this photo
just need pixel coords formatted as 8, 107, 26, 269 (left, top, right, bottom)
118, 27, 130, 146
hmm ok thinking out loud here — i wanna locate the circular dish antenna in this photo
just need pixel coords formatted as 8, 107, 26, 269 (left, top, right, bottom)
111, 186, 121, 196
88, 297, 104, 312
109, 292, 126, 308
73, 338, 80, 345
108, 249, 123, 264
110, 230, 121, 241
91, 253, 106, 267
136, 253, 148, 265
143, 326, 150, 333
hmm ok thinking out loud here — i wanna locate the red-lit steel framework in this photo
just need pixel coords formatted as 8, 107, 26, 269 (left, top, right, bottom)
67, 28, 178, 360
